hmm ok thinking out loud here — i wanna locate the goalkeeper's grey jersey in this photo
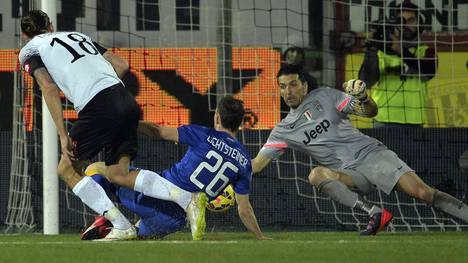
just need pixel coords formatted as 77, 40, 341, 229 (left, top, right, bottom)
19, 32, 121, 113
259, 87, 386, 169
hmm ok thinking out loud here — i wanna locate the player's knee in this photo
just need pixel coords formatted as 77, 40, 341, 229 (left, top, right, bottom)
105, 171, 122, 184
309, 166, 330, 186
57, 159, 72, 178
106, 166, 130, 186
57, 159, 84, 188
415, 186, 436, 204
421, 188, 436, 204
106, 166, 124, 178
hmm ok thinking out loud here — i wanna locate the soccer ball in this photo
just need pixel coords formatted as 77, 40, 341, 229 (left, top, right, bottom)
206, 185, 236, 212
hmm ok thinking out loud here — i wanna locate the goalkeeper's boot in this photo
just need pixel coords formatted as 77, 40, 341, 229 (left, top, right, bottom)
360, 208, 393, 236
94, 226, 137, 241
186, 192, 208, 240
81, 216, 113, 240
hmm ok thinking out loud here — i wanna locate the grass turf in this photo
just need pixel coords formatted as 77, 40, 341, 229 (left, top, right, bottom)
0, 231, 466, 263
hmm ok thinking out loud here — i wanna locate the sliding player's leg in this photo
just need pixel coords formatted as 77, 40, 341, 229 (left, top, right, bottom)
308, 166, 392, 235
99, 120, 194, 217
106, 161, 192, 211
57, 158, 134, 239
85, 103, 190, 238
126, 191, 186, 239
186, 192, 208, 240
396, 171, 468, 221
116, 168, 206, 240
102, 118, 193, 212
83, 172, 186, 239
86, 165, 203, 240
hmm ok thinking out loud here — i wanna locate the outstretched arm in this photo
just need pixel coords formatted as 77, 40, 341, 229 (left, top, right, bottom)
236, 193, 270, 240
252, 154, 273, 174
92, 42, 129, 79
351, 97, 378, 118
33, 68, 74, 162
138, 121, 179, 142
252, 132, 287, 174
102, 51, 129, 79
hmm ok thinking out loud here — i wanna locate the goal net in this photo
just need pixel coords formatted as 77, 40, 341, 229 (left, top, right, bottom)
4, 0, 468, 233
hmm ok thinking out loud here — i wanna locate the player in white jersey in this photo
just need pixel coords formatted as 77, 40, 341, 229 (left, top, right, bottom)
252, 65, 468, 235
19, 10, 197, 241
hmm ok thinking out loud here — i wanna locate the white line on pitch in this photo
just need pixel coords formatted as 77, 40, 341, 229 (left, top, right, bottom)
0, 239, 460, 245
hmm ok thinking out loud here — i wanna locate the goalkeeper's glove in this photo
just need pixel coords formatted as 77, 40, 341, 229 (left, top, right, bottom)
343, 79, 369, 102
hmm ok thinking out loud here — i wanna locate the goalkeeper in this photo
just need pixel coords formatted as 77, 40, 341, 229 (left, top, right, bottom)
252, 65, 468, 235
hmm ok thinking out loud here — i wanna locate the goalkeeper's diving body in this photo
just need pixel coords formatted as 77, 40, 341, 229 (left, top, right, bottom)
85, 96, 269, 240
252, 65, 468, 235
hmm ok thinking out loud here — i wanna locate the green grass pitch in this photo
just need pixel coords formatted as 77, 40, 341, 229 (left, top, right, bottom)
0, 231, 467, 263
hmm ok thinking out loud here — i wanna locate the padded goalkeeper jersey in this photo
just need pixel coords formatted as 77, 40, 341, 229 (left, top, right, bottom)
258, 87, 386, 170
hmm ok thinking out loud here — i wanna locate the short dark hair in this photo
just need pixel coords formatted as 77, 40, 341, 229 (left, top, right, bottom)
276, 64, 307, 84
399, 1, 420, 13
283, 47, 306, 68
391, 1, 427, 33
217, 96, 245, 132
21, 10, 50, 38
392, 1, 425, 23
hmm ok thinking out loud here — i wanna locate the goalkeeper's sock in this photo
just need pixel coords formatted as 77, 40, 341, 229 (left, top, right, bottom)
72, 176, 132, 230
134, 169, 192, 210
317, 179, 359, 208
317, 179, 382, 216
433, 190, 468, 222
355, 197, 382, 216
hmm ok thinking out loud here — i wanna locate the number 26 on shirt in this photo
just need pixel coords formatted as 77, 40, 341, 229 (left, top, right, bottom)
190, 150, 238, 197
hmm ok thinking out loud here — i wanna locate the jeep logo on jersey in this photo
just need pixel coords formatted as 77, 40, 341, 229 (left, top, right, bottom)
302, 120, 331, 144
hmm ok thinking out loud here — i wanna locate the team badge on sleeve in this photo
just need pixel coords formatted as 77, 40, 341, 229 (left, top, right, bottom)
24, 62, 31, 74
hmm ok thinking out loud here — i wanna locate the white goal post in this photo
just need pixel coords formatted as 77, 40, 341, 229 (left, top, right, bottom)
41, 0, 59, 235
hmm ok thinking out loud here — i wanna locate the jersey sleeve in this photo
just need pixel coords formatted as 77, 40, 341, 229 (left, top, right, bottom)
92, 41, 108, 55
258, 128, 287, 160
23, 55, 46, 76
177, 125, 211, 146
232, 164, 252, 195
325, 87, 361, 115
19, 41, 45, 76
